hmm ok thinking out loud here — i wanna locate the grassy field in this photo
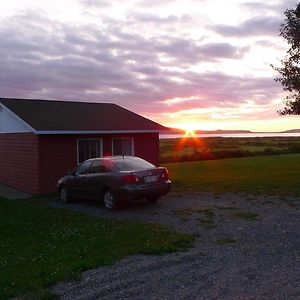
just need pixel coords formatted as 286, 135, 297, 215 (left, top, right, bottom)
160, 136, 300, 163
0, 198, 194, 299
164, 153, 300, 196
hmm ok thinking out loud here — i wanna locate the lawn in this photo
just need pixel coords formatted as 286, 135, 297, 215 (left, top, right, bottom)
0, 198, 194, 299
164, 153, 300, 196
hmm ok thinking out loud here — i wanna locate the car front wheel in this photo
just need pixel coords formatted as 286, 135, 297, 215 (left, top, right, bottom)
60, 186, 71, 203
103, 189, 119, 210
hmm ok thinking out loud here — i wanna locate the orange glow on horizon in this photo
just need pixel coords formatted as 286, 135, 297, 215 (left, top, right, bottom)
163, 113, 300, 133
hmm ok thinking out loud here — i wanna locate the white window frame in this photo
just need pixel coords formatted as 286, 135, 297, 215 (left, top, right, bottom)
77, 138, 103, 164
112, 137, 134, 156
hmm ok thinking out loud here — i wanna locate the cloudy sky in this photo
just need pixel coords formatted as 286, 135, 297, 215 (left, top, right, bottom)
0, 0, 299, 131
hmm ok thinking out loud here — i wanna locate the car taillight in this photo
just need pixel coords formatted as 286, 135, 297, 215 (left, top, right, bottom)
122, 175, 140, 184
161, 169, 169, 180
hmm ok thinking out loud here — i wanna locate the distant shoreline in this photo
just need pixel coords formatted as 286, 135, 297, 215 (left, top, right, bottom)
159, 132, 300, 139
160, 128, 300, 135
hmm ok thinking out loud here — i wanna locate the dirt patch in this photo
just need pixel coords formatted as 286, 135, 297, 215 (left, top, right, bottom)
50, 192, 300, 299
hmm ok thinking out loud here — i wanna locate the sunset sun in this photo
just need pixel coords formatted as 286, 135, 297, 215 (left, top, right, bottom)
177, 123, 200, 136
184, 128, 196, 137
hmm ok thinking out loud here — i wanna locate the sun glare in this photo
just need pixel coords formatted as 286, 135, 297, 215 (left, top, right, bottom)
177, 123, 199, 137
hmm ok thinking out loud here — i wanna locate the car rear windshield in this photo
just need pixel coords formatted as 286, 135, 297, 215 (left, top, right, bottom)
114, 157, 155, 171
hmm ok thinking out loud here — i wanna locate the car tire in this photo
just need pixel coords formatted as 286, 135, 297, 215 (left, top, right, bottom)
103, 189, 119, 210
60, 186, 71, 203
146, 197, 159, 204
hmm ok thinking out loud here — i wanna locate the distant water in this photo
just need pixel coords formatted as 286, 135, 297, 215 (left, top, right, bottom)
160, 132, 300, 139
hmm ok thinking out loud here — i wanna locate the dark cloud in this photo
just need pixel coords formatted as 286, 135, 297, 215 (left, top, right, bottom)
128, 13, 193, 25
154, 37, 248, 63
211, 16, 281, 37
199, 43, 248, 59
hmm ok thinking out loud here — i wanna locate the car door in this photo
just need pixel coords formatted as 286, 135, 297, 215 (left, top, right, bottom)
67, 161, 92, 198
84, 160, 106, 199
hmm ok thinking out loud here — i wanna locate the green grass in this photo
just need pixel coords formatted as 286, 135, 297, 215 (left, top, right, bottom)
0, 198, 194, 299
164, 153, 300, 196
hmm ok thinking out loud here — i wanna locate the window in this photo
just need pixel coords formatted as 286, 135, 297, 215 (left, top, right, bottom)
112, 138, 134, 156
77, 139, 102, 164
90, 160, 106, 173
76, 161, 91, 175
114, 157, 154, 171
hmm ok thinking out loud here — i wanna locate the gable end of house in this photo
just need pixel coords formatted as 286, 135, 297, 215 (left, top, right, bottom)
0, 103, 35, 134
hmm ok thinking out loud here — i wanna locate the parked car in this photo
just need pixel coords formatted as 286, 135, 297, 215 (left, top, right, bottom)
57, 156, 172, 210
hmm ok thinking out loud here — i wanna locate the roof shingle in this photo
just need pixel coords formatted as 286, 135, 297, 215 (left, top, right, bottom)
0, 98, 167, 132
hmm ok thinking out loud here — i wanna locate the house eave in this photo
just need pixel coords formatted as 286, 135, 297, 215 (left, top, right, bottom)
35, 130, 164, 135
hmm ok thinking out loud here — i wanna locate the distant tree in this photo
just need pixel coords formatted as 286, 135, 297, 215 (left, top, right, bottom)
273, 2, 300, 115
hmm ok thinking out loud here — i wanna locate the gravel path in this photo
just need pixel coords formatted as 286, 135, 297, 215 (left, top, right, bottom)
50, 192, 300, 299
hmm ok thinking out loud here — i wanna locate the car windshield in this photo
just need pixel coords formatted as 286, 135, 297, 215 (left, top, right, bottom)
114, 157, 155, 171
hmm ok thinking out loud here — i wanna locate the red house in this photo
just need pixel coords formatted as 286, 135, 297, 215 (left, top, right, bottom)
0, 98, 167, 194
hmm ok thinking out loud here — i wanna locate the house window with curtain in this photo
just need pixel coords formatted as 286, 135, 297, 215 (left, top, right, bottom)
112, 138, 134, 156
77, 139, 102, 163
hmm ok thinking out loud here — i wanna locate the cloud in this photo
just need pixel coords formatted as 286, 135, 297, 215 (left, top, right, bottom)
255, 39, 287, 51
154, 37, 249, 64
0, 15, 276, 104
242, 0, 298, 15
78, 0, 111, 8
199, 43, 249, 59
211, 16, 282, 37
153, 72, 281, 112
0, 2, 287, 128
129, 13, 188, 24
136, 0, 208, 8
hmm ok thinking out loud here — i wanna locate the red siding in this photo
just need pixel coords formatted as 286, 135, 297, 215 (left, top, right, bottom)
132, 133, 159, 166
0, 133, 159, 194
39, 135, 78, 194
38, 133, 159, 194
0, 133, 39, 194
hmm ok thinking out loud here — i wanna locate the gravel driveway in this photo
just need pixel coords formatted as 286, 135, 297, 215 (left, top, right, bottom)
49, 192, 300, 300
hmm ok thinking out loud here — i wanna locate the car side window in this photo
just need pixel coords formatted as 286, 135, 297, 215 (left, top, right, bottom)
76, 161, 91, 175
90, 160, 106, 173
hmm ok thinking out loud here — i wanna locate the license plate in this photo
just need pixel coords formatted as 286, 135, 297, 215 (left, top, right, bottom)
144, 175, 158, 183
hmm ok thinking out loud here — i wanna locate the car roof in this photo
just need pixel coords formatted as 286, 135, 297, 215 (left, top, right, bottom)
86, 156, 136, 162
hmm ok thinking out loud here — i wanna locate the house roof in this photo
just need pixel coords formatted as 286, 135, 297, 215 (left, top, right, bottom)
0, 98, 168, 133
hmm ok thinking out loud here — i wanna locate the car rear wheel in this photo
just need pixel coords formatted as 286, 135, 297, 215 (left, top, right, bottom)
60, 186, 71, 203
146, 196, 159, 204
103, 189, 119, 210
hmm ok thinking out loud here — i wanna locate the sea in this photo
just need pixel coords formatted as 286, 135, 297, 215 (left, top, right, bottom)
159, 132, 300, 139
